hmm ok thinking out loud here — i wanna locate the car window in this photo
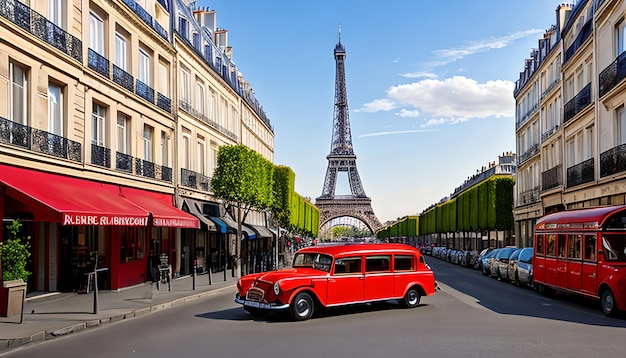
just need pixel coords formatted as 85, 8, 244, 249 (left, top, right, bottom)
366, 255, 391, 273
510, 249, 521, 260
519, 248, 533, 262
394, 255, 415, 271
333, 257, 362, 275
312, 254, 333, 272
293, 253, 318, 267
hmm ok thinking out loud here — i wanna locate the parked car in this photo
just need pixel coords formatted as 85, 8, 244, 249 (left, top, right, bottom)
235, 243, 439, 321
506, 248, 522, 282
481, 249, 500, 276
475, 248, 492, 270
513, 247, 533, 287
490, 247, 517, 280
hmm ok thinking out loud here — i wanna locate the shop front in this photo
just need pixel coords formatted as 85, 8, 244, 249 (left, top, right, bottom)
0, 164, 198, 293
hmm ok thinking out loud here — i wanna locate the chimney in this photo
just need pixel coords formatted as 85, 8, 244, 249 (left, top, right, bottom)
556, 3, 574, 39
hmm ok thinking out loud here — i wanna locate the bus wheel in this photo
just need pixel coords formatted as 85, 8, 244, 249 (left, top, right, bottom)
601, 289, 618, 317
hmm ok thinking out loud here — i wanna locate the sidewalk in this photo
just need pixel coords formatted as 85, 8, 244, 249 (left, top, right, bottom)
0, 271, 237, 354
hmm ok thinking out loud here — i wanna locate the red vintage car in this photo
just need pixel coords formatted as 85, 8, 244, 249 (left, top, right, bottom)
235, 243, 439, 321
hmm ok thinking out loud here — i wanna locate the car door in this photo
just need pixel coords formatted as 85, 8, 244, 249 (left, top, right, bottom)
327, 256, 364, 306
364, 255, 394, 301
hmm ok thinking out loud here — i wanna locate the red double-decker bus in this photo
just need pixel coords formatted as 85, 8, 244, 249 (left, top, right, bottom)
534, 205, 626, 317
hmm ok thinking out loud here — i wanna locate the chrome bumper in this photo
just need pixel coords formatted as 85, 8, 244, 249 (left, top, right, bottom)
234, 294, 290, 310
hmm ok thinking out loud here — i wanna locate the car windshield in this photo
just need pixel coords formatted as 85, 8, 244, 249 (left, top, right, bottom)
601, 234, 626, 262
293, 253, 333, 271
519, 248, 533, 262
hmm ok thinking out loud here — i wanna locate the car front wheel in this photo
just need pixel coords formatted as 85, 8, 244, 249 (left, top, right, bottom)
290, 292, 314, 321
601, 289, 618, 317
400, 288, 421, 308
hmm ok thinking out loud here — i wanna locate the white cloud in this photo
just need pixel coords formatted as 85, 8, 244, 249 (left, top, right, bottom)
358, 129, 437, 138
387, 76, 515, 119
356, 98, 396, 112
396, 109, 420, 118
400, 72, 438, 79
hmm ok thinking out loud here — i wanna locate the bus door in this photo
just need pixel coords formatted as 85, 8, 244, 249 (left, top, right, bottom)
556, 234, 568, 288
534, 234, 546, 283
581, 234, 597, 294
545, 234, 558, 286
566, 234, 582, 291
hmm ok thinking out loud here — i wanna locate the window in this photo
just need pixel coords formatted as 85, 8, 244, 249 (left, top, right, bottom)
584, 235, 597, 261
120, 227, 146, 263
536, 235, 545, 256
197, 136, 205, 175
617, 106, 626, 146
143, 124, 153, 162
208, 88, 217, 120
182, 130, 191, 169
617, 20, 626, 56
89, 11, 104, 55
210, 142, 218, 175
116, 114, 130, 154
333, 257, 362, 274
557, 234, 567, 258
366, 255, 391, 273
48, 0, 66, 29
115, 31, 128, 71
568, 234, 582, 259
92, 102, 106, 146
602, 234, 626, 262
161, 130, 168, 167
394, 255, 414, 271
179, 67, 190, 104
196, 81, 205, 114
178, 17, 188, 38
138, 48, 151, 86
48, 83, 63, 136
9, 61, 28, 125
158, 59, 169, 97
547, 234, 556, 256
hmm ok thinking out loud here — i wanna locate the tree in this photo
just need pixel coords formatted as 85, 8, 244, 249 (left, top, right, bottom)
211, 145, 274, 278
0, 219, 31, 282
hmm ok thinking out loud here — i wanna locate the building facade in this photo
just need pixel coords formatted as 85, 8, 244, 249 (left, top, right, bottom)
514, 0, 626, 246
0, 0, 275, 295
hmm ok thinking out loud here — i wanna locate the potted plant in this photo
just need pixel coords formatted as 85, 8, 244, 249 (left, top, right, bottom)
0, 219, 31, 323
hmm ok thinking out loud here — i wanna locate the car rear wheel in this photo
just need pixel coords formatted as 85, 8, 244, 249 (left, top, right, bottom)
399, 288, 421, 308
290, 292, 314, 321
601, 289, 618, 317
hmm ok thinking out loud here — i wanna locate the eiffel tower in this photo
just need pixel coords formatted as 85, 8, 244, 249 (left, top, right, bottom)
316, 29, 382, 234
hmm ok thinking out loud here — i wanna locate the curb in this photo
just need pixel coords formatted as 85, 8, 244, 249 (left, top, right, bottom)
0, 284, 235, 355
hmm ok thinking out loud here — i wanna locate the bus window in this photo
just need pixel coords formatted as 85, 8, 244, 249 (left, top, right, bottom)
557, 234, 567, 258
584, 235, 596, 261
601, 234, 626, 262
568, 234, 582, 260
547, 234, 556, 256
536, 234, 545, 256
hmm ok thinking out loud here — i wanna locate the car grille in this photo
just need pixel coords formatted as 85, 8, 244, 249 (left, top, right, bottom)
246, 287, 265, 302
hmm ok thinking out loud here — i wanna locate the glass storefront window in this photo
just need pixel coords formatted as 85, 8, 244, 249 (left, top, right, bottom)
120, 227, 146, 263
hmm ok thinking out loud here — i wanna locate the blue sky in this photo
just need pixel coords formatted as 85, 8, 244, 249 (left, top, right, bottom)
202, 0, 566, 224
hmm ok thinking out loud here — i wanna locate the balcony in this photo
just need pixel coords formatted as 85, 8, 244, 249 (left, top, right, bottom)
115, 151, 172, 182
178, 99, 238, 141
600, 143, 626, 178
567, 157, 595, 188
599, 50, 626, 98
541, 125, 560, 141
518, 143, 540, 165
541, 164, 562, 191
515, 103, 538, 129
91, 143, 111, 168
111, 64, 134, 92
121, 0, 168, 40
181, 168, 211, 192
0, 0, 82, 63
157, 92, 171, 113
519, 187, 540, 205
0, 116, 82, 162
136, 79, 155, 104
88, 48, 110, 78
563, 83, 592, 124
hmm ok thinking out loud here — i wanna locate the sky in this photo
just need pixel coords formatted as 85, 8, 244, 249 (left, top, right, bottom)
201, 0, 568, 225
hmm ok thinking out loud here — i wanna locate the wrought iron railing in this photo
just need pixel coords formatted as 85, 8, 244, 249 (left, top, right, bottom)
600, 143, 626, 178
178, 99, 238, 141
91, 143, 111, 168
157, 92, 171, 113
136, 79, 155, 104
116, 152, 133, 173
519, 187, 540, 205
181, 168, 211, 191
516, 103, 538, 129
135, 157, 155, 178
114, 151, 171, 182
518, 143, 540, 164
0, 116, 81, 162
88, 48, 110, 78
563, 83, 592, 123
0, 0, 82, 62
567, 157, 595, 188
112, 64, 134, 92
541, 164, 562, 191
541, 125, 560, 141
121, 0, 168, 40
599, 50, 626, 98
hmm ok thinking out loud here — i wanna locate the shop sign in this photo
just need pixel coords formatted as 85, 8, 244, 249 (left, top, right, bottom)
63, 214, 148, 226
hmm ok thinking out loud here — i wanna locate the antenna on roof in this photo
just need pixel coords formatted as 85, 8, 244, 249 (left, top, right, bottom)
338, 23, 342, 43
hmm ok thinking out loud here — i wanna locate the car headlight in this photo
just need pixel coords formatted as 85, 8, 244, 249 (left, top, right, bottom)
273, 281, 280, 295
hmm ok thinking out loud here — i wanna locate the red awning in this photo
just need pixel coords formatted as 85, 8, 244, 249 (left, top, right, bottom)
120, 187, 199, 229
0, 164, 149, 226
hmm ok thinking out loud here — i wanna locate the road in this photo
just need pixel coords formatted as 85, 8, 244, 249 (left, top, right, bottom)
3, 257, 625, 358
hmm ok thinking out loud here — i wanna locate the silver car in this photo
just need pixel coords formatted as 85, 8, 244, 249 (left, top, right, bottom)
513, 247, 533, 287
